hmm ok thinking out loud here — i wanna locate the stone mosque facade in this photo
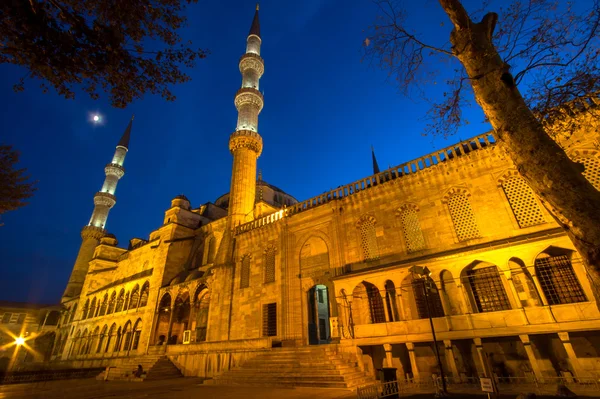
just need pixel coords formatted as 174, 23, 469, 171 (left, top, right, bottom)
49, 6, 600, 384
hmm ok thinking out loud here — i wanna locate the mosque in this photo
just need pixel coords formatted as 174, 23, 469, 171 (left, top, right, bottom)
44, 6, 600, 386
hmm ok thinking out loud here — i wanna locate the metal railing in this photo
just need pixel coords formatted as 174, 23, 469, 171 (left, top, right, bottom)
356, 375, 600, 398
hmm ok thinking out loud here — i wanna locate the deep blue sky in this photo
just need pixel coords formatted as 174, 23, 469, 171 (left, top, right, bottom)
0, 0, 492, 304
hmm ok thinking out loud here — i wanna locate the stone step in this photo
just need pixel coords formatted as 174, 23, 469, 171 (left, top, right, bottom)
237, 363, 356, 371
210, 378, 351, 388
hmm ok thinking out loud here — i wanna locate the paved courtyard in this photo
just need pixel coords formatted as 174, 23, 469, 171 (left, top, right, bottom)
0, 378, 356, 399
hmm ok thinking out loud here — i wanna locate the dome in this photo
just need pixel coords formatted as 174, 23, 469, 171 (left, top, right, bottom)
174, 194, 189, 201
214, 180, 298, 210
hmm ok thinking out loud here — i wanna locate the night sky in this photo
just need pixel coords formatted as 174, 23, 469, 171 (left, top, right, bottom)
0, 0, 491, 304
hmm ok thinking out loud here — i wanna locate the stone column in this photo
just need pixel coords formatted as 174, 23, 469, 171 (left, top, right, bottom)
443, 340, 460, 380
473, 338, 493, 378
557, 332, 588, 378
457, 283, 474, 329
519, 334, 544, 381
383, 343, 394, 367
396, 292, 406, 321
530, 273, 549, 306
406, 342, 420, 380
505, 273, 523, 309
166, 306, 176, 344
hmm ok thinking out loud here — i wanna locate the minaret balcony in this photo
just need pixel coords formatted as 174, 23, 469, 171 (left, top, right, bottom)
235, 88, 264, 112
239, 53, 264, 76
94, 192, 117, 207
104, 163, 125, 178
229, 130, 263, 156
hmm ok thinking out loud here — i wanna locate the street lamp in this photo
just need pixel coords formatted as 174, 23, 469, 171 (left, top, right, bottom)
15, 336, 25, 346
410, 266, 448, 397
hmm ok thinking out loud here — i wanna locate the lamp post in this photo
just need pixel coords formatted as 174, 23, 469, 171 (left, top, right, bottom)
411, 266, 448, 397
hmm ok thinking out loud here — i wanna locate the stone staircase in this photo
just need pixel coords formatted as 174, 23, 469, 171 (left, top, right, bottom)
97, 355, 182, 381
209, 345, 374, 388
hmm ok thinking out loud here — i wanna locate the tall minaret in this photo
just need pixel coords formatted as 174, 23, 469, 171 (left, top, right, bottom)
228, 5, 264, 226
62, 118, 133, 301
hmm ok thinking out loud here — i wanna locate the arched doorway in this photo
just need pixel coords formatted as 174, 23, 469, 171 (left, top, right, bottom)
154, 293, 171, 345
171, 291, 191, 344
307, 284, 330, 345
194, 286, 210, 342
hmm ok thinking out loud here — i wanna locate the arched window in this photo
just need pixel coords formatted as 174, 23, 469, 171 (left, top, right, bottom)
264, 246, 276, 283
358, 216, 379, 261
113, 327, 122, 352
535, 252, 586, 305
464, 263, 511, 313
107, 292, 116, 314
508, 257, 540, 307
398, 205, 426, 252
122, 321, 133, 351
501, 175, 545, 228
139, 282, 150, 307
98, 294, 108, 317
195, 287, 211, 342
352, 282, 385, 324
82, 300, 89, 320
116, 289, 125, 312
87, 298, 96, 319
131, 319, 143, 350
576, 156, 600, 190
79, 329, 89, 355
90, 326, 100, 355
240, 255, 251, 289
124, 292, 130, 311
129, 285, 140, 309
69, 304, 77, 323
384, 281, 400, 322
447, 192, 480, 241
105, 324, 116, 353
205, 236, 216, 264
97, 325, 108, 353
412, 277, 445, 319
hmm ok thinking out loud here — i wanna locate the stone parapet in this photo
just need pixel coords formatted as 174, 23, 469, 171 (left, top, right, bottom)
81, 225, 106, 240
93, 192, 116, 207
229, 130, 263, 156
104, 163, 125, 178
234, 87, 264, 112
239, 53, 264, 76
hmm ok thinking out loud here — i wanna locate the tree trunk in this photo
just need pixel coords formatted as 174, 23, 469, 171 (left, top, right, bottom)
439, 0, 600, 306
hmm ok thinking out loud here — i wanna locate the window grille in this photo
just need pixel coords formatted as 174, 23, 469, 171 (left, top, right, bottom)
399, 206, 426, 252
359, 217, 379, 261
412, 279, 445, 318
129, 287, 140, 309
262, 303, 277, 337
116, 292, 124, 312
16, 314, 26, 324
240, 255, 250, 289
367, 285, 386, 323
578, 157, 600, 190
99, 296, 108, 316
535, 255, 586, 305
447, 193, 480, 241
1, 313, 12, 324
502, 176, 545, 228
467, 266, 511, 312
264, 247, 276, 283
107, 293, 116, 314
88, 299, 96, 319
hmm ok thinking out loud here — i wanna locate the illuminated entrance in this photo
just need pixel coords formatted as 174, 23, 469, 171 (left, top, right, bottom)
307, 284, 330, 345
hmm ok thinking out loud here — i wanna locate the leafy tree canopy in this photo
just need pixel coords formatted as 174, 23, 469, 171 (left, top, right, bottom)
0, 0, 207, 108
0, 145, 36, 222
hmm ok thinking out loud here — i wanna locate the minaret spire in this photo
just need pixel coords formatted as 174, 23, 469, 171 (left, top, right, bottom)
227, 6, 265, 226
62, 120, 133, 301
371, 145, 380, 174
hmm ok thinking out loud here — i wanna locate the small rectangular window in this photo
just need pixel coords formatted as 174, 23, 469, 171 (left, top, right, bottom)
1, 313, 12, 324
16, 314, 26, 324
318, 289, 324, 303
262, 303, 277, 337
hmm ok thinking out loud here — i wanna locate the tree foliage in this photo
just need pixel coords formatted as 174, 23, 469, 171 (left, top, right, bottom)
365, 0, 600, 140
0, 0, 207, 108
364, 0, 600, 306
0, 145, 36, 220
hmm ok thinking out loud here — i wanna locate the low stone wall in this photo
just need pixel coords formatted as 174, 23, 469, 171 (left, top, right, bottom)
166, 338, 272, 378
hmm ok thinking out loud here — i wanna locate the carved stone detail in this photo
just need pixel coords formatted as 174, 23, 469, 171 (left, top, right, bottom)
239, 53, 265, 76
94, 192, 117, 207
234, 88, 264, 112
105, 163, 125, 179
81, 225, 106, 240
229, 130, 263, 156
